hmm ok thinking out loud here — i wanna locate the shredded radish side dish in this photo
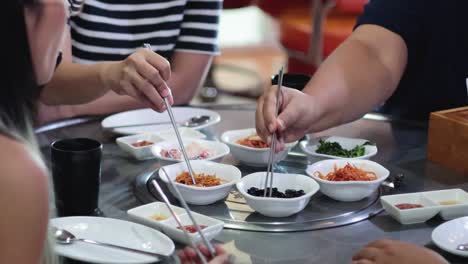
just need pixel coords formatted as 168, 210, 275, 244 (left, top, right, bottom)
314, 163, 377, 181
175, 171, 222, 187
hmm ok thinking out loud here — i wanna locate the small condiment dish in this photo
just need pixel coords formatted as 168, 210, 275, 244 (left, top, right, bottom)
116, 128, 206, 160
306, 159, 389, 202
159, 160, 242, 205
220, 128, 297, 167
127, 201, 224, 245
300, 136, 377, 161
161, 213, 224, 245
152, 138, 230, 166
236, 172, 320, 217
116, 133, 164, 160
380, 193, 441, 224
423, 189, 468, 220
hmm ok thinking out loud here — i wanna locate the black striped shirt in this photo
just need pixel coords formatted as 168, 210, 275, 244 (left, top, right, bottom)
70, 0, 221, 64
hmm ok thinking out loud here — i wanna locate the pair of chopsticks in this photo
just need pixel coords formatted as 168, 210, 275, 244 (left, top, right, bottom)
143, 44, 214, 262
143, 43, 197, 185
153, 168, 216, 264
263, 66, 284, 197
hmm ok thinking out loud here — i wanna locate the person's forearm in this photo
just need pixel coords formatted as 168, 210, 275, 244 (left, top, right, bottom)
303, 25, 407, 132
65, 55, 212, 117
40, 60, 116, 105
64, 52, 212, 117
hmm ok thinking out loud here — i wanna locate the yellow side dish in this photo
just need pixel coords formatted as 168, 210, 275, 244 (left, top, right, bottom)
150, 214, 168, 221
439, 200, 460, 206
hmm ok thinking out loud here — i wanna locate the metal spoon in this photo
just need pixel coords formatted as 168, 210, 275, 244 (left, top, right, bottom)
457, 243, 468, 251
106, 115, 212, 129
51, 226, 170, 259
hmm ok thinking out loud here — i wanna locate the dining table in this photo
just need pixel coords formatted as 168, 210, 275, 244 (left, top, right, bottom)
36, 103, 468, 264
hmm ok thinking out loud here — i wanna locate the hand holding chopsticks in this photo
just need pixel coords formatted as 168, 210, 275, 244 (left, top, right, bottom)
143, 43, 197, 185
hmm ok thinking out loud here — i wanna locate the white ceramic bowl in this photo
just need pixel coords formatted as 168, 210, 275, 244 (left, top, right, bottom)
159, 160, 242, 205
380, 193, 441, 224
300, 136, 378, 160
127, 202, 224, 245
236, 172, 320, 217
220, 128, 298, 167
152, 138, 230, 165
306, 159, 390, 202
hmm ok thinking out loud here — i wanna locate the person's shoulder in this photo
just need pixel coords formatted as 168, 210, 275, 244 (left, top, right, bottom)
0, 135, 50, 264
0, 135, 48, 198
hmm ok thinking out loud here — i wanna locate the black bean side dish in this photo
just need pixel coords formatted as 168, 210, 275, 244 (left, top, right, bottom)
247, 187, 305, 198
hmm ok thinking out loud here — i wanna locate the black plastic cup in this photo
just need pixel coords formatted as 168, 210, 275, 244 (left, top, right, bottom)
271, 73, 311, 90
51, 138, 103, 217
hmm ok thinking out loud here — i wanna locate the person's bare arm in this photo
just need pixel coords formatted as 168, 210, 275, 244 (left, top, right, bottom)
257, 24, 408, 147
40, 31, 172, 111
0, 136, 49, 264
37, 50, 212, 124
302, 24, 407, 130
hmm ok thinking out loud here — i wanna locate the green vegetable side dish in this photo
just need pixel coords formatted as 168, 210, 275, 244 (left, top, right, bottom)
315, 139, 373, 158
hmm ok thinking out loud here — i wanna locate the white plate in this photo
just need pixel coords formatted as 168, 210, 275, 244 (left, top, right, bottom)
50, 216, 175, 264
127, 202, 224, 245
300, 136, 377, 160
432, 216, 468, 257
101, 107, 221, 135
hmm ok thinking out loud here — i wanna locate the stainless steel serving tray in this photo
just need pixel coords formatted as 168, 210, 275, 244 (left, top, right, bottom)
134, 152, 417, 232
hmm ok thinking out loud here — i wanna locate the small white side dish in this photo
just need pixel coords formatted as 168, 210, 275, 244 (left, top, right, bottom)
423, 189, 468, 220
432, 216, 468, 257
156, 127, 206, 141
116, 133, 164, 160
306, 159, 389, 202
236, 172, 320, 217
116, 128, 206, 160
159, 160, 242, 205
380, 193, 440, 224
220, 128, 298, 167
300, 136, 378, 160
152, 138, 230, 165
127, 202, 224, 245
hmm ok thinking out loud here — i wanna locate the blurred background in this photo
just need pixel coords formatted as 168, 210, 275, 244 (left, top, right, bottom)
193, 0, 367, 105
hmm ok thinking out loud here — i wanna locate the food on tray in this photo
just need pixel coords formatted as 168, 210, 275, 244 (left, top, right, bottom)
314, 163, 377, 181
160, 142, 212, 160
315, 139, 373, 157
177, 224, 207, 233
439, 200, 460, 206
131, 140, 154, 147
175, 171, 223, 187
395, 203, 424, 210
247, 187, 305, 198
236, 134, 269, 148
150, 214, 168, 221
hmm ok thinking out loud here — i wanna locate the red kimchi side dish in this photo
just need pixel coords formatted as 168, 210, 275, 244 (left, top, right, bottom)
236, 134, 269, 148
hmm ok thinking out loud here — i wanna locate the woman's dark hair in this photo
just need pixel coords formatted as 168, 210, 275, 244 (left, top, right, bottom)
1, 0, 40, 141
